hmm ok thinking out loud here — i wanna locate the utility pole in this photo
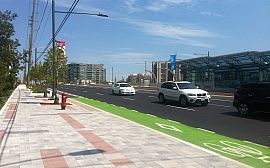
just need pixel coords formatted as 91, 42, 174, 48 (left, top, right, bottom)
52, 0, 59, 103
112, 67, 113, 83
22, 50, 27, 84
35, 48, 37, 67
145, 61, 147, 75
27, 0, 36, 87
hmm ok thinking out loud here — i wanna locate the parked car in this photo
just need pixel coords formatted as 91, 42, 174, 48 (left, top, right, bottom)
111, 83, 135, 95
233, 83, 270, 115
158, 81, 211, 106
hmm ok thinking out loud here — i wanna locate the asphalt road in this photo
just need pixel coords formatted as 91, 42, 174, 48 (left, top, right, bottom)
58, 85, 270, 147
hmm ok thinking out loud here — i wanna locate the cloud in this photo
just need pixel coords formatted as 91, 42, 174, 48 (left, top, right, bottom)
124, 0, 143, 13
102, 52, 154, 64
146, 0, 193, 12
201, 11, 224, 17
125, 19, 216, 47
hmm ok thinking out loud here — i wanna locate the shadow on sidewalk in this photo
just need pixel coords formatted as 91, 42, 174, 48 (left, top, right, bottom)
0, 149, 104, 167
68, 149, 105, 156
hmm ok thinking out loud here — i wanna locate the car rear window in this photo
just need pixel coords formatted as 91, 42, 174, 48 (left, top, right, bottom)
120, 84, 131, 87
177, 83, 196, 89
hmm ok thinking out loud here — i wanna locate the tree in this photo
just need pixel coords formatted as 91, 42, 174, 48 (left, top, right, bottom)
42, 48, 68, 85
0, 10, 21, 97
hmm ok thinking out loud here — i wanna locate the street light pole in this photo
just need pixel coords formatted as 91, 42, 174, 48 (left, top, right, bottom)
52, 0, 59, 103
50, 2, 108, 103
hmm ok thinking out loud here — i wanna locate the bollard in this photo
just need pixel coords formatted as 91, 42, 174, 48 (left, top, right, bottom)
61, 92, 68, 110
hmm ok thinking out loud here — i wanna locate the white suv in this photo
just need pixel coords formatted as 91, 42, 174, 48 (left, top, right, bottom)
158, 81, 211, 106
111, 83, 135, 95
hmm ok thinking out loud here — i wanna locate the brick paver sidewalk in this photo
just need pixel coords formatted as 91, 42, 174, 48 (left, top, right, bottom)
0, 85, 249, 168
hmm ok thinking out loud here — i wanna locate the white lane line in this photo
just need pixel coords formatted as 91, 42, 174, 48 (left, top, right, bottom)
147, 114, 156, 117
166, 105, 196, 111
83, 91, 87, 92
167, 119, 180, 124
131, 110, 138, 112
148, 96, 157, 98
122, 97, 135, 101
209, 103, 231, 108
211, 94, 233, 98
96, 93, 104, 95
244, 141, 269, 149
212, 98, 233, 102
197, 128, 215, 134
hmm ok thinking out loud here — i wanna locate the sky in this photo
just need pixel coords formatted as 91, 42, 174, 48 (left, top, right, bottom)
1, 0, 270, 81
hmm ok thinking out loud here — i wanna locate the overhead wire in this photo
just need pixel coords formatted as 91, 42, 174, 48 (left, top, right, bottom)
36, 0, 80, 62
33, 0, 49, 46
36, 6, 51, 47
25, 0, 31, 49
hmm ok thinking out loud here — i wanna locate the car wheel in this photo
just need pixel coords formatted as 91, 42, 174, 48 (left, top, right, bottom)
238, 103, 250, 116
179, 95, 188, 107
118, 90, 121, 95
158, 94, 165, 104
112, 90, 115, 95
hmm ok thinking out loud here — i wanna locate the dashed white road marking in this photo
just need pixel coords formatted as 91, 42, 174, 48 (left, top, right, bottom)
212, 98, 233, 102
244, 141, 269, 149
209, 103, 231, 108
197, 128, 215, 133
146, 114, 156, 117
96, 93, 104, 95
166, 105, 196, 111
83, 91, 87, 92
167, 119, 180, 124
122, 97, 135, 101
148, 96, 157, 98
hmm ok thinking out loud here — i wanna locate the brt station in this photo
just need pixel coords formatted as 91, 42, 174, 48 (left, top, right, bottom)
152, 50, 270, 92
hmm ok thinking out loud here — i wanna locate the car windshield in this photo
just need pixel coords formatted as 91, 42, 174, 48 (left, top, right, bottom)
120, 84, 131, 87
177, 83, 197, 89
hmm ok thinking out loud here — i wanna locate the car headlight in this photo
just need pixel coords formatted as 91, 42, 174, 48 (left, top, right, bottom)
187, 93, 196, 96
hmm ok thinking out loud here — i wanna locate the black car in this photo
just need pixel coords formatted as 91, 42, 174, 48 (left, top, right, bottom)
233, 83, 270, 115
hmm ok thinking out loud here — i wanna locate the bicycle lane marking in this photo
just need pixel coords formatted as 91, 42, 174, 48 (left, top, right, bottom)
203, 141, 270, 164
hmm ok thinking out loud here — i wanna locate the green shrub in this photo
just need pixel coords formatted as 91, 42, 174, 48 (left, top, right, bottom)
31, 85, 48, 93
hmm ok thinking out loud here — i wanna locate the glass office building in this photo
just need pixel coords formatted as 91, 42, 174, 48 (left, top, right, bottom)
152, 51, 270, 91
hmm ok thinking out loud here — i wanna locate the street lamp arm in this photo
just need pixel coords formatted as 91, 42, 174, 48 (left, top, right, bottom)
55, 11, 108, 17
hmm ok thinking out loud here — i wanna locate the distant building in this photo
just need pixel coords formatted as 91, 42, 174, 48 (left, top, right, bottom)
127, 73, 151, 86
152, 61, 181, 83
152, 50, 270, 91
68, 63, 106, 84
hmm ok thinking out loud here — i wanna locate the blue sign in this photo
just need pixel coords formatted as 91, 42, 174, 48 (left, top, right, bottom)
170, 54, 176, 63
170, 63, 176, 70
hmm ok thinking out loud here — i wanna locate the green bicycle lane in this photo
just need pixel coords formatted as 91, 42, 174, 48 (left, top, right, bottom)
74, 97, 270, 168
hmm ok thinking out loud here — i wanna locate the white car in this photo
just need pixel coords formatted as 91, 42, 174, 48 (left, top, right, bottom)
158, 81, 211, 106
111, 83, 135, 95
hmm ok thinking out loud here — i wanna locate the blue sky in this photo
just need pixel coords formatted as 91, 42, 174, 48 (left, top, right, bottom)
1, 0, 270, 81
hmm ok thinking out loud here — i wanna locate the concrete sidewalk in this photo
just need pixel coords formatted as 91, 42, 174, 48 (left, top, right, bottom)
0, 85, 248, 168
